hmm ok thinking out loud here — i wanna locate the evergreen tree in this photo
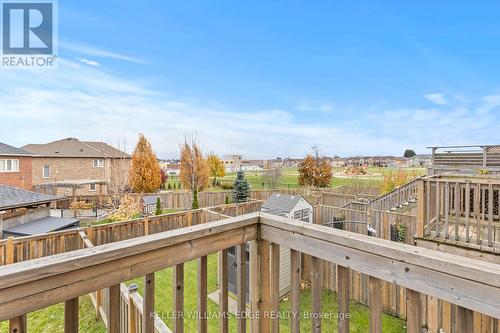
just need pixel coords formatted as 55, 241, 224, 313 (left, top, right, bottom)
192, 188, 199, 209
155, 197, 162, 215
232, 170, 250, 203
404, 149, 416, 158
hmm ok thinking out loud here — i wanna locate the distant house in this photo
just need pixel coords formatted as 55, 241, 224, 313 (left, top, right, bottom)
222, 154, 242, 172
0, 142, 33, 190
0, 185, 78, 238
160, 162, 181, 176
409, 154, 432, 168
22, 138, 131, 196
228, 193, 313, 300
142, 195, 162, 215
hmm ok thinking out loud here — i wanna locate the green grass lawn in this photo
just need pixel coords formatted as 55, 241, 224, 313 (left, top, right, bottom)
0, 296, 106, 333
165, 166, 425, 191
0, 253, 406, 332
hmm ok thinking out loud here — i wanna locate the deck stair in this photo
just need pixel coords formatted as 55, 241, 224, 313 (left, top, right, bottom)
370, 177, 421, 211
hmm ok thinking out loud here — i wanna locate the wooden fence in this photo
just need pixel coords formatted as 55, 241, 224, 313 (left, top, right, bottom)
0, 202, 263, 266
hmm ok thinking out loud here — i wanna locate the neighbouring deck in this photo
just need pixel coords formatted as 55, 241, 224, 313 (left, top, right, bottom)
419, 175, 500, 250
0, 209, 499, 333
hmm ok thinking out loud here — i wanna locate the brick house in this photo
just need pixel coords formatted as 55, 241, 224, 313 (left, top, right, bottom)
0, 142, 33, 190
22, 138, 131, 196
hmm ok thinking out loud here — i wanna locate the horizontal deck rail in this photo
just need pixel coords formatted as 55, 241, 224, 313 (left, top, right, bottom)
1, 212, 499, 332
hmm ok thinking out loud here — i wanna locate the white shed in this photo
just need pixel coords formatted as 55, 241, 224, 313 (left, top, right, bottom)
227, 193, 313, 300
261, 193, 313, 297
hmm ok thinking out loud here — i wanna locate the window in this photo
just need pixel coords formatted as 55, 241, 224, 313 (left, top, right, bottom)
42, 165, 50, 178
293, 211, 302, 220
0, 159, 19, 172
93, 159, 104, 167
89, 183, 97, 192
301, 209, 310, 222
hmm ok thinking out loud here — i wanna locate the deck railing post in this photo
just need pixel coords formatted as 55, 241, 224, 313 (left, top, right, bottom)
108, 284, 121, 333
249, 240, 262, 333
416, 180, 425, 238
337, 265, 350, 333
128, 284, 138, 333
64, 297, 79, 333
173, 264, 184, 333
260, 240, 271, 333
311, 256, 322, 333
9, 314, 26, 333
406, 289, 422, 333
270, 243, 280, 333
290, 249, 301, 333
218, 249, 229, 333
142, 273, 155, 333
197, 255, 208, 333
236, 244, 246, 333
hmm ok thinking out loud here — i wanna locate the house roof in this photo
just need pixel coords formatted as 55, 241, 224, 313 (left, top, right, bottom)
0, 185, 61, 210
0, 142, 33, 156
2, 216, 79, 237
260, 193, 306, 216
22, 138, 130, 158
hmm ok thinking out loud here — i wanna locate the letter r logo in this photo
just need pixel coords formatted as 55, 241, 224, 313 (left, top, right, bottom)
2, 1, 53, 54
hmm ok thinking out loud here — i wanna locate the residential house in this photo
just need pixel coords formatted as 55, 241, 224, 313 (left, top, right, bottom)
409, 154, 432, 168
222, 154, 242, 172
241, 159, 265, 172
22, 138, 131, 196
0, 185, 77, 238
0, 142, 33, 190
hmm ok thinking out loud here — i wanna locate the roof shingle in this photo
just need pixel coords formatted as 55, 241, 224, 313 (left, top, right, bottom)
22, 138, 130, 158
0, 185, 60, 210
0, 142, 32, 156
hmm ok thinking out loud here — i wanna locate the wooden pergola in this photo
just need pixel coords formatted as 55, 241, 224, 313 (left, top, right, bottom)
34, 179, 109, 202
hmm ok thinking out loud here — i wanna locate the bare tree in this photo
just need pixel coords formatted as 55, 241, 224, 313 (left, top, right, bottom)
262, 167, 282, 189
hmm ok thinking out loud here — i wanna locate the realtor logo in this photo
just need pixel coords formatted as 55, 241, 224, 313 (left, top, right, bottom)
1, 0, 57, 67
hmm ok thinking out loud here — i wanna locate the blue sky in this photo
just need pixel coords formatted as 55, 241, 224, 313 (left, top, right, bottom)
1, 1, 500, 158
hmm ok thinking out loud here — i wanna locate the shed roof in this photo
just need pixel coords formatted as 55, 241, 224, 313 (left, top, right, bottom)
3, 217, 79, 237
0, 185, 60, 210
143, 195, 162, 205
22, 138, 130, 158
260, 193, 307, 216
0, 142, 32, 156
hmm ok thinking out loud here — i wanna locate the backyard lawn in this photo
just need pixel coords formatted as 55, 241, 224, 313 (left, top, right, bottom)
166, 166, 425, 191
0, 253, 406, 333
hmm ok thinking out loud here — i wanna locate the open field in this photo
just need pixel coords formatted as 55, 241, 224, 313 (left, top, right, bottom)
165, 167, 425, 191
1, 253, 406, 332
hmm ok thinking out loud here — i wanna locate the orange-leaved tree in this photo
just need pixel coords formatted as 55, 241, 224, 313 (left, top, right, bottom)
129, 134, 162, 193
179, 137, 210, 209
207, 153, 225, 185
298, 147, 332, 188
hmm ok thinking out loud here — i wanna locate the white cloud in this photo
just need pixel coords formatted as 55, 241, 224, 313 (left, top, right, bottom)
424, 93, 448, 105
0, 57, 499, 158
77, 57, 101, 67
61, 40, 147, 64
297, 102, 334, 113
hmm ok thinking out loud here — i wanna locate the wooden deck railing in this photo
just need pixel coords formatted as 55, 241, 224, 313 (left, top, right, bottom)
420, 176, 500, 248
429, 144, 500, 174
1, 212, 499, 333
370, 177, 420, 211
